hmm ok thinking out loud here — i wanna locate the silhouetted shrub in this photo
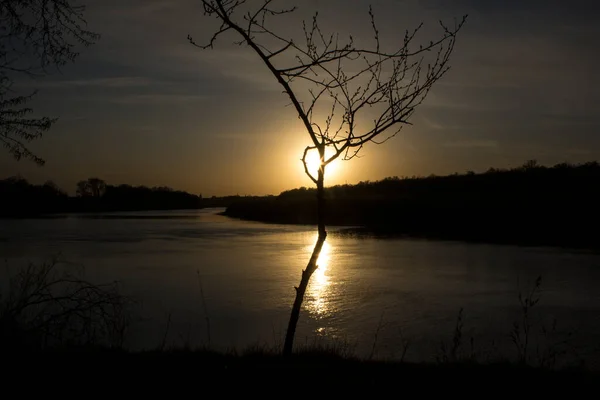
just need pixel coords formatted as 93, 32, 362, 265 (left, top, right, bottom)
0, 257, 131, 351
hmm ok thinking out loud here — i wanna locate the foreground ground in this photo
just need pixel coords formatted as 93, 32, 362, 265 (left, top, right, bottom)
5, 348, 597, 392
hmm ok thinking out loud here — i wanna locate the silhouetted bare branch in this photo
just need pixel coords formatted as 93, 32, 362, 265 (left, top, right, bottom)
192, 0, 465, 175
193, 0, 466, 356
0, 0, 99, 165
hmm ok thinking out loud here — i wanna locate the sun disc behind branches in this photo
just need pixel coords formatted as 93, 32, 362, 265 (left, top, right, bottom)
304, 147, 339, 181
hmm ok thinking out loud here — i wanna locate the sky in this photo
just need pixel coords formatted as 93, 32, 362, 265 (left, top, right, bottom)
1, 0, 599, 196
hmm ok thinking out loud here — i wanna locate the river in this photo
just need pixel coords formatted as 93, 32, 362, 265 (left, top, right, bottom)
1, 208, 599, 367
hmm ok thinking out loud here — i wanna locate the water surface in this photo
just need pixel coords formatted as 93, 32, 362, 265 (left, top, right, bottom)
2, 209, 599, 366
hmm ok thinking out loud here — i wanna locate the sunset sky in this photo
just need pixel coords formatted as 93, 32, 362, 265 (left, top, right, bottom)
1, 0, 599, 196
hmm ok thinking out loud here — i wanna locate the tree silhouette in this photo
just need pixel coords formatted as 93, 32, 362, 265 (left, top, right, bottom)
0, 0, 99, 165
42, 180, 66, 197
76, 177, 106, 198
191, 0, 466, 355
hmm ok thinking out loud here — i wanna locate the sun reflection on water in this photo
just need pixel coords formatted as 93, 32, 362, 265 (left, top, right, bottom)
305, 235, 333, 317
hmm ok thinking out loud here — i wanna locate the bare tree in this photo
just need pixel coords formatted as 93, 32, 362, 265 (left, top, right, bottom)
0, 0, 99, 165
191, 0, 466, 355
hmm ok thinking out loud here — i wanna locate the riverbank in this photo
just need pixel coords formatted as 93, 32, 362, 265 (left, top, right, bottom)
223, 204, 600, 250
223, 162, 600, 250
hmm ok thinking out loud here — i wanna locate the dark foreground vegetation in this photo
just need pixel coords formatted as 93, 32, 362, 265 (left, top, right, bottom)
225, 161, 600, 249
6, 347, 596, 390
1, 259, 598, 389
0, 176, 252, 216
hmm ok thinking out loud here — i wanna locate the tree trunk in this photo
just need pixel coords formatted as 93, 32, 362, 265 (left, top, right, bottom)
283, 148, 327, 356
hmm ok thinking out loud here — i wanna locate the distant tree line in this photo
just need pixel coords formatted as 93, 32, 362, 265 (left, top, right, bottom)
1, 177, 69, 216
74, 178, 204, 213
224, 161, 600, 249
5, 161, 600, 248
0, 177, 271, 217
0, 177, 206, 217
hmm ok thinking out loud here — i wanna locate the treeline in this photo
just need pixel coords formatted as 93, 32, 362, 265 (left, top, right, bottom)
0, 177, 205, 217
1, 178, 70, 217
224, 161, 600, 248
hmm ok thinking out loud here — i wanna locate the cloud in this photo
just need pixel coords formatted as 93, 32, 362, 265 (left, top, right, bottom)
443, 140, 499, 149
565, 148, 594, 156
421, 117, 470, 131
109, 93, 209, 105
42, 77, 155, 88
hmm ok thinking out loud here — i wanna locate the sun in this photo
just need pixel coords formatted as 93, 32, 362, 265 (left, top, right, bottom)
303, 147, 339, 180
